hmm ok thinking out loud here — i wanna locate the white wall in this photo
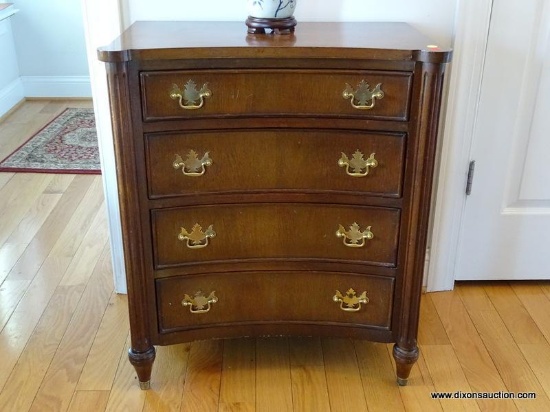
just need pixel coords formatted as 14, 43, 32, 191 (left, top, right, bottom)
0, 11, 23, 117
98, 0, 458, 293
0, 18, 18, 90
124, 0, 457, 47
10, 0, 90, 97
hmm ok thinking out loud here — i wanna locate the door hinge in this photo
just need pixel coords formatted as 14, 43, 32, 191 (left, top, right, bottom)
466, 160, 476, 195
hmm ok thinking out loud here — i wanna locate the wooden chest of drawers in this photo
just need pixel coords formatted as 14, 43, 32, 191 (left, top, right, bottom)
99, 21, 451, 389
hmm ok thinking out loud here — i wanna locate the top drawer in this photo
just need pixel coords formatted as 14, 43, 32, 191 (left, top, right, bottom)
140, 70, 412, 121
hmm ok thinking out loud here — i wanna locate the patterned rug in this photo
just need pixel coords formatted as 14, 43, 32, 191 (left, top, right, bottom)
0, 108, 101, 174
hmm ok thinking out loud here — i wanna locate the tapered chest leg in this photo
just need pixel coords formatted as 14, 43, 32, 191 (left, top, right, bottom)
392, 344, 419, 386
128, 347, 156, 390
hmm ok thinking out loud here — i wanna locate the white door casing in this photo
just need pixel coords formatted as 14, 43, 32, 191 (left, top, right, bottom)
80, 0, 127, 292
429, 0, 550, 289
454, 0, 550, 280
83, 0, 544, 291
427, 0, 494, 290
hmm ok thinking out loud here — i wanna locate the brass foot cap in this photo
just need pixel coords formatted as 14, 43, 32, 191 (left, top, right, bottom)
396, 377, 408, 386
139, 380, 151, 390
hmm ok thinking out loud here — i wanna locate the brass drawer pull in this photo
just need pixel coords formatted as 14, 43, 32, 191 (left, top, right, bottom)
182, 291, 218, 314
342, 80, 384, 110
338, 150, 378, 177
178, 223, 216, 249
333, 288, 369, 312
170, 80, 211, 110
173, 150, 212, 176
336, 223, 374, 248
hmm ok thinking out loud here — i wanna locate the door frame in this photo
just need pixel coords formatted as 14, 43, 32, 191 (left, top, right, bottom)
80, 0, 493, 293
426, 0, 494, 291
81, 0, 127, 292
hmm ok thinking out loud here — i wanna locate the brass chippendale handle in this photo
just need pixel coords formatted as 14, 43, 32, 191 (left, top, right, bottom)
178, 223, 216, 249
333, 288, 369, 312
170, 80, 211, 110
342, 80, 384, 110
173, 150, 212, 176
338, 150, 378, 177
336, 223, 374, 248
182, 291, 218, 314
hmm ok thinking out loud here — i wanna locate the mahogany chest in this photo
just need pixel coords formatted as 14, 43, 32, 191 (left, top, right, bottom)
98, 21, 451, 388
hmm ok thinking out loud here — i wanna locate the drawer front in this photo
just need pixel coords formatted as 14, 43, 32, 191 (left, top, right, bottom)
156, 271, 394, 333
146, 130, 406, 198
141, 70, 412, 121
152, 203, 400, 268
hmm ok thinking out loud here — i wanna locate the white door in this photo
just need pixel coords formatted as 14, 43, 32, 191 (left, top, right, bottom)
455, 0, 550, 280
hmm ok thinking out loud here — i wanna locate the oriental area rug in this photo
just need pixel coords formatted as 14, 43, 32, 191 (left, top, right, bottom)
0, 108, 101, 174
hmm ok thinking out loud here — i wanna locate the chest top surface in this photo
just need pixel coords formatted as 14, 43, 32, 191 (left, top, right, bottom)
98, 21, 451, 64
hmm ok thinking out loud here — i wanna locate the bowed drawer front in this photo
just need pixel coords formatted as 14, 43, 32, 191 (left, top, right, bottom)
156, 272, 394, 333
146, 129, 406, 198
152, 203, 400, 268
140, 70, 412, 121
99, 21, 451, 389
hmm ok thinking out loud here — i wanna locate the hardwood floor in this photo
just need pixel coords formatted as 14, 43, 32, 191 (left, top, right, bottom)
1, 100, 550, 411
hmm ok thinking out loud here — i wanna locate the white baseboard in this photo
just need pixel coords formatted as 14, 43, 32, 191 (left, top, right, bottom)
21, 76, 92, 98
0, 78, 24, 118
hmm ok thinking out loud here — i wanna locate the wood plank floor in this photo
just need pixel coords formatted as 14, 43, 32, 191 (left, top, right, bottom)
2, 101, 550, 411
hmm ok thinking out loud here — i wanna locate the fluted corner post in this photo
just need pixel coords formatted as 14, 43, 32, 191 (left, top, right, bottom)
105, 60, 156, 389
393, 58, 449, 385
